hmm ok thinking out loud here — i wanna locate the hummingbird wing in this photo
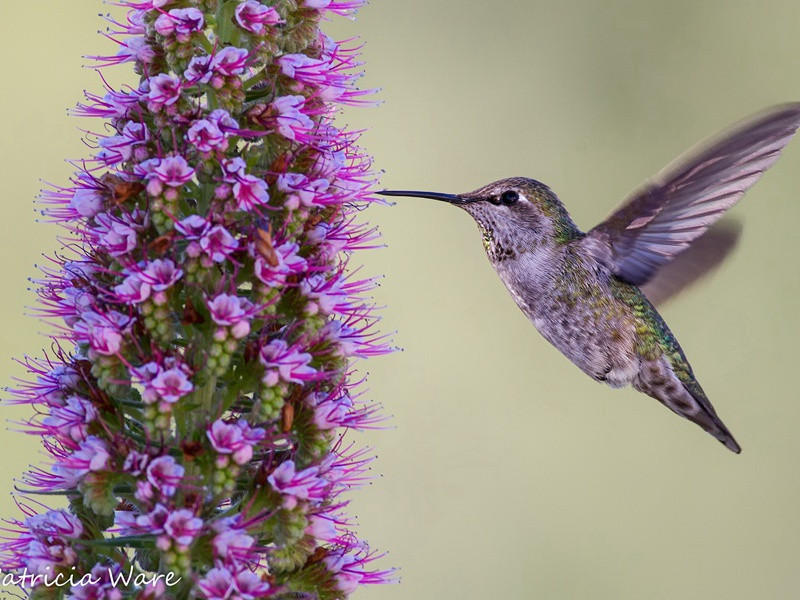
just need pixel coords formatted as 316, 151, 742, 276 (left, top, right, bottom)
587, 103, 800, 285
640, 220, 742, 306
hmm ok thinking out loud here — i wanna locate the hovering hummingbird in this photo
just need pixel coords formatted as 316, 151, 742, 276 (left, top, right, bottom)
380, 104, 800, 453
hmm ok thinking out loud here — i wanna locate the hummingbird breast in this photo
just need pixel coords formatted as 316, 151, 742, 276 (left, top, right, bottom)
494, 244, 641, 387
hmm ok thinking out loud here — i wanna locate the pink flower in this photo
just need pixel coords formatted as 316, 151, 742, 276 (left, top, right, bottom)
97, 121, 148, 165
324, 550, 373, 595
197, 568, 235, 600
310, 391, 353, 430
207, 419, 265, 465
208, 293, 253, 338
146, 456, 185, 497
164, 509, 203, 546
188, 119, 227, 153
200, 225, 238, 262
259, 339, 318, 386
233, 571, 271, 598
74, 310, 131, 355
70, 187, 103, 217
135, 504, 169, 533
232, 174, 270, 210
23, 510, 83, 576
277, 172, 330, 209
6, 1, 394, 594
175, 214, 210, 239
155, 8, 204, 41
221, 157, 247, 182
26, 509, 83, 540
253, 240, 307, 287
55, 436, 110, 484
307, 514, 339, 542
114, 272, 151, 304
209, 108, 238, 132
153, 154, 195, 187
151, 366, 193, 403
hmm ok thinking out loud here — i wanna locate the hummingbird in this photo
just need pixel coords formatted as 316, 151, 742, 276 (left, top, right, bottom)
379, 104, 800, 453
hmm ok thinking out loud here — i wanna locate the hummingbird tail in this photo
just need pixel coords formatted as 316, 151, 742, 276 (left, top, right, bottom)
634, 360, 741, 453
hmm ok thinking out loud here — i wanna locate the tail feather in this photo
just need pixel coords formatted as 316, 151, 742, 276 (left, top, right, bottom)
634, 358, 741, 453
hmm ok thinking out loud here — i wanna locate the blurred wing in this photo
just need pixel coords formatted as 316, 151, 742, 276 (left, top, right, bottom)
640, 220, 741, 306
588, 103, 800, 285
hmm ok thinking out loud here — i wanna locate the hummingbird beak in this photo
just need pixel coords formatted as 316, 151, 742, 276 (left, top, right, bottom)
376, 189, 470, 204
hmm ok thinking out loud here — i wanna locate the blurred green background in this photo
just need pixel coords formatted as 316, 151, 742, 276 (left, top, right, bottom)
3, 2, 800, 599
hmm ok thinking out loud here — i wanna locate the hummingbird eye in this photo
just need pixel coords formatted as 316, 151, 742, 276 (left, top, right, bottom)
500, 190, 519, 205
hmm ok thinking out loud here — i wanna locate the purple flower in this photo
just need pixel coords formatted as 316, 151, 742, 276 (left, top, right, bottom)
325, 550, 378, 595
176, 214, 210, 238
209, 108, 239, 132
146, 73, 182, 109
114, 271, 151, 304
135, 504, 169, 533
306, 515, 338, 544
185, 54, 213, 84
210, 47, 250, 77
22, 512, 82, 576
97, 121, 148, 165
310, 390, 352, 430
232, 570, 271, 599
155, 8, 205, 41
74, 310, 132, 355
272, 95, 314, 140
43, 395, 97, 441
55, 436, 110, 484
221, 157, 247, 182
123, 450, 149, 476
5, 1, 394, 596
70, 187, 103, 217
26, 509, 83, 539
235, 1, 283, 34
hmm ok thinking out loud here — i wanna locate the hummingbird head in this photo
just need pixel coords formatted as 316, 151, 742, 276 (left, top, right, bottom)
379, 177, 581, 260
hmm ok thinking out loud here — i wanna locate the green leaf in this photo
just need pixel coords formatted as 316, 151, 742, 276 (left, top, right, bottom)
216, 0, 243, 46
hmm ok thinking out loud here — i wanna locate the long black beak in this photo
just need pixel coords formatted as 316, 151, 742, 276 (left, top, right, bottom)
377, 189, 468, 204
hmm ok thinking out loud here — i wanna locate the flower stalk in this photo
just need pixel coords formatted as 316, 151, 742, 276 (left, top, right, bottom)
2, 1, 392, 598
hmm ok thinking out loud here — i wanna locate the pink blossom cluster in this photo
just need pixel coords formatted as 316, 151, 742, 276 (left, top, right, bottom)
3, 1, 393, 599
